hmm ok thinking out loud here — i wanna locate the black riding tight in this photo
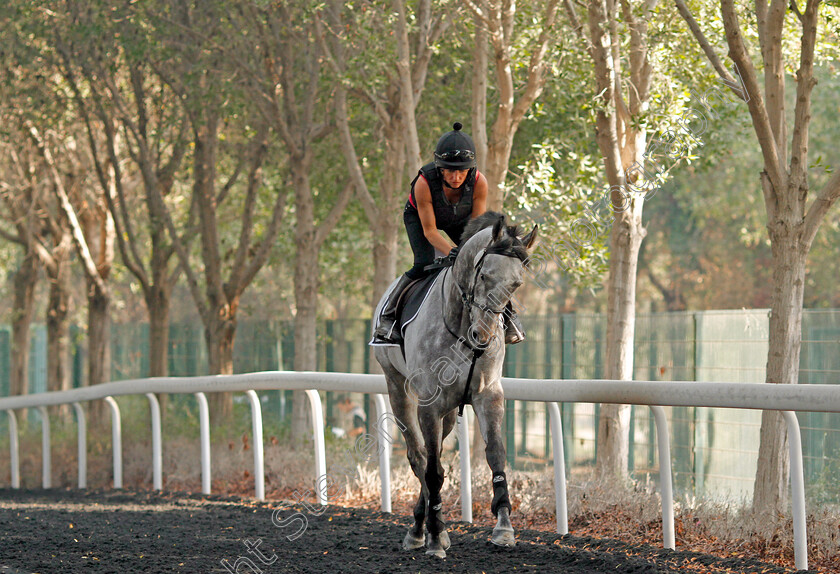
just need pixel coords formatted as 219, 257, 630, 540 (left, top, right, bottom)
403, 204, 466, 280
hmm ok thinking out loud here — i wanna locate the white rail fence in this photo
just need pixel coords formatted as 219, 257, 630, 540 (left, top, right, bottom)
2, 372, 838, 570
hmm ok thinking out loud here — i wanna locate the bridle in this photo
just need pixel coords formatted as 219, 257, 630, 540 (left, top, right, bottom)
441, 242, 506, 348
440, 240, 520, 416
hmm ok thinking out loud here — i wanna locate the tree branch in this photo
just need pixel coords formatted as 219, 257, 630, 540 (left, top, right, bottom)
314, 180, 354, 248
27, 125, 107, 293
239, 184, 288, 293
803, 168, 840, 248
674, 0, 743, 89
226, 126, 269, 299
719, 0, 786, 198
510, 0, 560, 130
789, 0, 819, 186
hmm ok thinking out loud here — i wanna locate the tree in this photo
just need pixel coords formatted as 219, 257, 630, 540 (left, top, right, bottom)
676, 0, 840, 516
315, 0, 450, 333
0, 141, 41, 402
229, 1, 352, 439
48, 2, 189, 380
465, 0, 560, 210
28, 124, 115, 401
143, 0, 291, 417
559, 0, 658, 480
0, 15, 76, 405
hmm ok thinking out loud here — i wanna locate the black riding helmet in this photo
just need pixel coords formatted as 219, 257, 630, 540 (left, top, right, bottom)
434, 122, 476, 170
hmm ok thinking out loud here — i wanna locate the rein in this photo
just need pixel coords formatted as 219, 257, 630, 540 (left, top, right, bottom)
441, 242, 513, 416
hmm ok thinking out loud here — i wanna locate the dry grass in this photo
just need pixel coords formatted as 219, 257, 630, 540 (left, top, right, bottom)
1, 425, 838, 573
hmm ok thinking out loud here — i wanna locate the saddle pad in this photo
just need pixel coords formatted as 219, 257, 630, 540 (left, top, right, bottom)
395, 269, 443, 339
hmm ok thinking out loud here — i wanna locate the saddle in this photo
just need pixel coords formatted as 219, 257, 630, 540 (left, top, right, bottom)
386, 268, 445, 345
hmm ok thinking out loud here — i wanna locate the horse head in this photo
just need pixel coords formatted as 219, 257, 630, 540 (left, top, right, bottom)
454, 212, 538, 348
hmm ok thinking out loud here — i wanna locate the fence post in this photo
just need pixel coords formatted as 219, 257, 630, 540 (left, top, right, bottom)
38, 406, 50, 489
194, 392, 211, 494
457, 408, 472, 523
650, 406, 675, 549
245, 391, 265, 501
72, 402, 87, 489
6, 410, 19, 488
781, 411, 808, 571
104, 397, 123, 489
305, 389, 327, 506
373, 394, 393, 513
146, 393, 163, 490
548, 402, 568, 534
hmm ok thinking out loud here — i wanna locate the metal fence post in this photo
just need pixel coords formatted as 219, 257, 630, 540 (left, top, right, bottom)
72, 402, 86, 489
457, 408, 472, 523
104, 397, 123, 489
650, 406, 675, 550
548, 402, 568, 534
146, 393, 163, 490
305, 389, 327, 506
194, 392, 211, 494
781, 411, 808, 571
38, 406, 50, 489
373, 394, 393, 513
245, 391, 265, 501
6, 410, 19, 488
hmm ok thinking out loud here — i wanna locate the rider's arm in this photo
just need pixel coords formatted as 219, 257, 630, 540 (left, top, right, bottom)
471, 171, 488, 218
415, 176, 457, 254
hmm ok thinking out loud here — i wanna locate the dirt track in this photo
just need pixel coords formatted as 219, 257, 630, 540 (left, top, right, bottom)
0, 488, 812, 573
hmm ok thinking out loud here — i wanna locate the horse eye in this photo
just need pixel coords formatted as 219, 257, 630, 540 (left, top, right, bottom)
480, 273, 486, 281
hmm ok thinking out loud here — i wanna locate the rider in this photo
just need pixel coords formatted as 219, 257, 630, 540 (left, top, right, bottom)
371, 122, 525, 346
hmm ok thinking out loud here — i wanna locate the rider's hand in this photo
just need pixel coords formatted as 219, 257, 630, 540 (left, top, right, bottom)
448, 245, 460, 261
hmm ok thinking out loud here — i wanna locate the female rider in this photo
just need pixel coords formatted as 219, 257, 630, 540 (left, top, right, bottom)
371, 122, 524, 346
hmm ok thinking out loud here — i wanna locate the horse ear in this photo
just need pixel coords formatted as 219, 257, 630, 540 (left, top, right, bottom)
491, 215, 506, 242
522, 224, 539, 249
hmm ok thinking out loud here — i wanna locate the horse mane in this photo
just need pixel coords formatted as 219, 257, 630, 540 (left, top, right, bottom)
460, 211, 529, 264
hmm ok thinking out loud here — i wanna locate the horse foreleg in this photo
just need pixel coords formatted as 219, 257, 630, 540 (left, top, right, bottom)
419, 410, 448, 558
392, 405, 428, 551
473, 393, 516, 548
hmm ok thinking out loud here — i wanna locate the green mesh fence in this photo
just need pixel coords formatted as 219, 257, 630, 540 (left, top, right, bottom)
2, 309, 840, 503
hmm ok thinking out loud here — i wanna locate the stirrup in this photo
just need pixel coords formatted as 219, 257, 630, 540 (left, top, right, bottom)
504, 317, 526, 345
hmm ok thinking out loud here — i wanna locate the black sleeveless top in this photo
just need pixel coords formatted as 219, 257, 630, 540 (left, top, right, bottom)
406, 162, 477, 231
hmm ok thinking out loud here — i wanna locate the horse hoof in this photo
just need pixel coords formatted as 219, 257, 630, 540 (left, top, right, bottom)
403, 531, 425, 550
425, 530, 450, 551
490, 527, 516, 547
425, 546, 447, 559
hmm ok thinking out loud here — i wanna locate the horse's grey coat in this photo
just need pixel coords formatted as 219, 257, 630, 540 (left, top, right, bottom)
372, 215, 537, 558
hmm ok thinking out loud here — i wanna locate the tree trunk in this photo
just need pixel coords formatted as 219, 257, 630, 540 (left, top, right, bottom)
291, 157, 320, 444
46, 254, 72, 394
484, 137, 516, 211
292, 232, 319, 445
371, 229, 398, 309
87, 283, 111, 424
753, 231, 806, 515
471, 14, 488, 173
368, 230, 398, 376
205, 307, 236, 418
11, 253, 38, 400
147, 284, 172, 413
46, 253, 72, 421
596, 199, 646, 481
147, 285, 171, 378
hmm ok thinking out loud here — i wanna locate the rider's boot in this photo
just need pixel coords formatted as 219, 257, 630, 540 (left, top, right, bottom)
503, 301, 525, 345
371, 273, 414, 345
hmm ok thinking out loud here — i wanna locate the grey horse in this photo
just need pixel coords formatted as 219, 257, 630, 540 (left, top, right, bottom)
372, 212, 537, 558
